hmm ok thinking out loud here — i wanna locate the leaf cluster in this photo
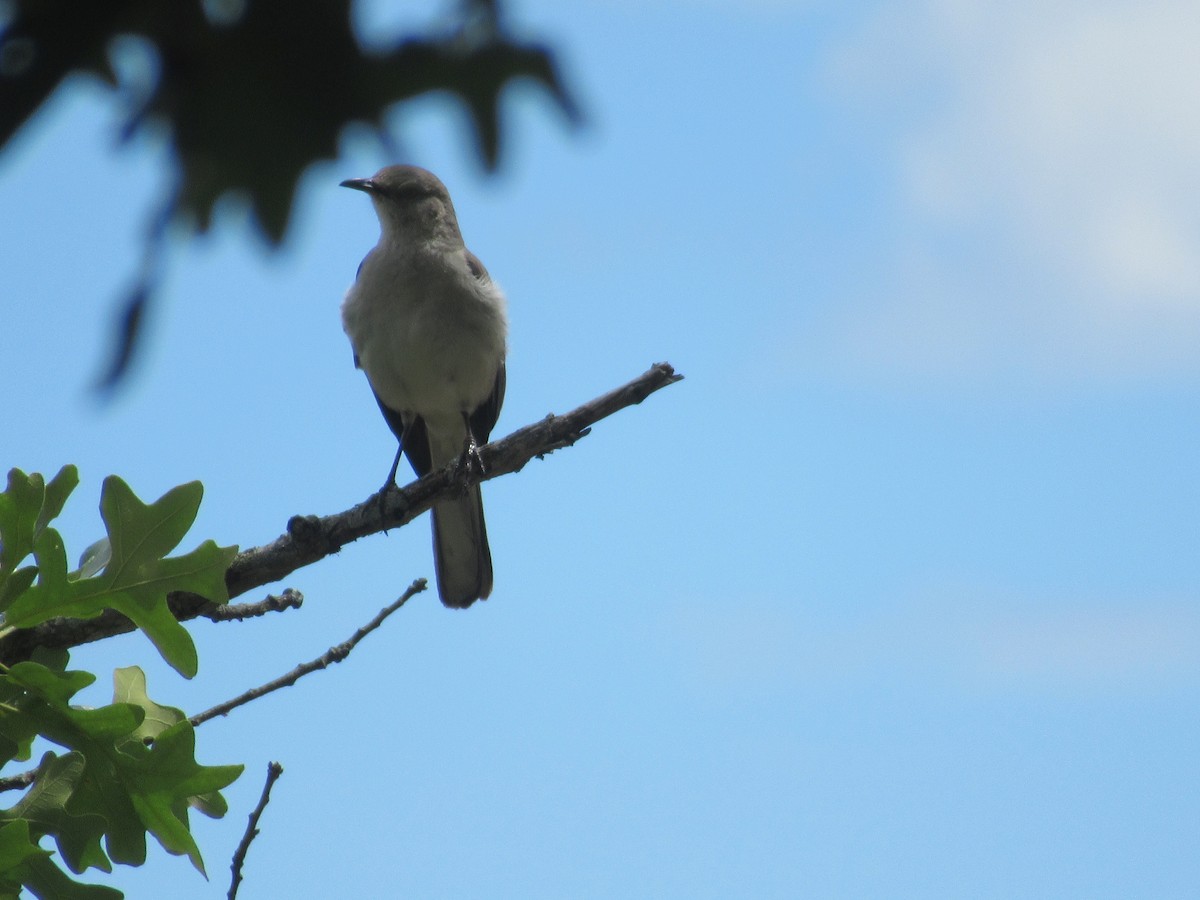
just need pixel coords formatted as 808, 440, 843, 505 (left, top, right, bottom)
0, 469, 242, 898
1, 468, 236, 677
0, 0, 578, 243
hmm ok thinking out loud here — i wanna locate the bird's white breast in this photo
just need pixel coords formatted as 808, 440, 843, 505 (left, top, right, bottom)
341, 240, 507, 423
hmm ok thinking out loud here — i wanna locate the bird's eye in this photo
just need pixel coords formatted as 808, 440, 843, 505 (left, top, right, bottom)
391, 184, 429, 200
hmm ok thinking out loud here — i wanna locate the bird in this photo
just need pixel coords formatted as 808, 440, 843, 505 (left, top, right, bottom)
340, 165, 507, 608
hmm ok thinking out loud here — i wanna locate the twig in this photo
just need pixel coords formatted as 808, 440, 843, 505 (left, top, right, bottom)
203, 589, 304, 622
0, 362, 683, 662
0, 768, 37, 793
190, 579, 427, 728
228, 761, 284, 900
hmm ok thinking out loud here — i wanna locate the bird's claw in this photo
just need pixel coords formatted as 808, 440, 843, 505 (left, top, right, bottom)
455, 437, 487, 488
374, 478, 397, 528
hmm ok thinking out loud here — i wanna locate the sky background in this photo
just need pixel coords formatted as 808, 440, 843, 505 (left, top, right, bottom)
3, 0, 1199, 897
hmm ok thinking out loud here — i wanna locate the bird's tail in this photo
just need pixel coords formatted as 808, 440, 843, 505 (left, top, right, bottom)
431, 485, 493, 608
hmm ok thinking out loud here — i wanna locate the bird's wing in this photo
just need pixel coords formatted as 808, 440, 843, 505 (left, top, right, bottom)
348, 249, 377, 369
464, 249, 504, 444
469, 361, 506, 446
370, 387, 432, 477
465, 249, 490, 282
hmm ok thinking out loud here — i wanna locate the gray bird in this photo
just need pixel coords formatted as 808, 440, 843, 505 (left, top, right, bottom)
340, 165, 508, 608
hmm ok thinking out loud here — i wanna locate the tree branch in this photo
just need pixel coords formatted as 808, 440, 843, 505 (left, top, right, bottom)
202, 588, 304, 622
191, 579, 426, 729
0, 362, 682, 663
225, 361, 683, 596
0, 768, 37, 794
228, 761, 284, 900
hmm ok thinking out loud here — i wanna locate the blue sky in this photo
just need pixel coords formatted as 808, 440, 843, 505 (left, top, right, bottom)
3, 0, 1199, 897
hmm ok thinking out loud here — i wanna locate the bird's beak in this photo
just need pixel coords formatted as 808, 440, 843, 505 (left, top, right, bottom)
340, 178, 376, 193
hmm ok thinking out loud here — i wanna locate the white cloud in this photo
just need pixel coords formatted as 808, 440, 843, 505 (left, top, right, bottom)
662, 586, 1200, 698
810, 0, 1200, 382
969, 605, 1200, 685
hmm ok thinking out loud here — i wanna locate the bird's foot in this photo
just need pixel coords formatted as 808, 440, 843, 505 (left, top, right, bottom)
455, 436, 487, 488
373, 445, 404, 527
373, 478, 398, 528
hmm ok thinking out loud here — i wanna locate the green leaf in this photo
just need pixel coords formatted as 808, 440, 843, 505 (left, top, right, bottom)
0, 706, 38, 767
75, 540, 110, 580
35, 467, 80, 539
27, 528, 69, 613
0, 662, 147, 865
4, 752, 109, 875
0, 469, 43, 578
0, 567, 36, 614
19, 854, 123, 900
29, 647, 71, 676
64, 759, 147, 869
0, 662, 240, 886
187, 790, 228, 820
103, 479, 200, 566
1, 663, 144, 760
0, 650, 80, 764
0, 819, 47, 872
111, 668, 184, 746
60, 706, 146, 744
4, 478, 238, 678
4, 662, 95, 708
126, 722, 242, 875
0, 467, 79, 615
0, 467, 78, 582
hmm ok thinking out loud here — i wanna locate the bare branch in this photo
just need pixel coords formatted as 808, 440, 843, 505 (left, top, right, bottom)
190, 580, 427, 728
0, 362, 683, 662
203, 589, 304, 622
0, 768, 37, 794
228, 761, 284, 900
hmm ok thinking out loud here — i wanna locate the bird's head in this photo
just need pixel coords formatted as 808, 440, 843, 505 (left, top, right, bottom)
341, 165, 460, 241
